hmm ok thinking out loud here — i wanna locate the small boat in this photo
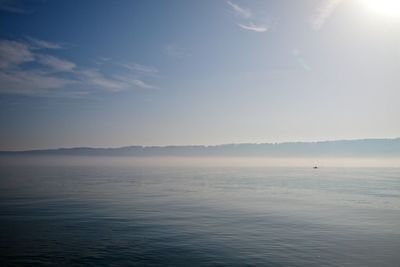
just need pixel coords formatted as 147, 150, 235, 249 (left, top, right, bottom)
313, 166, 318, 169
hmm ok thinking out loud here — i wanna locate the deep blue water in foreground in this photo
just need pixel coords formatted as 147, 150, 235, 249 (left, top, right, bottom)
0, 157, 399, 266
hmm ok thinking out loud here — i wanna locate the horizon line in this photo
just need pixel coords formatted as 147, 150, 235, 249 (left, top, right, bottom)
2, 137, 400, 153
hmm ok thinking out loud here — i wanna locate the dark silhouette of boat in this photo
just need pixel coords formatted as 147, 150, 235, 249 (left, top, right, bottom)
313, 166, 318, 169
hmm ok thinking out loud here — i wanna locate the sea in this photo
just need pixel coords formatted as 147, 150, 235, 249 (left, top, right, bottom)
0, 156, 399, 266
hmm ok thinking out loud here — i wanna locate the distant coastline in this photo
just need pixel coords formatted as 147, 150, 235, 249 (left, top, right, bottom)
1, 138, 400, 157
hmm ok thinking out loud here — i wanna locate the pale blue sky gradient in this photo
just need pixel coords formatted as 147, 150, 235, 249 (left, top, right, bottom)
0, 0, 399, 150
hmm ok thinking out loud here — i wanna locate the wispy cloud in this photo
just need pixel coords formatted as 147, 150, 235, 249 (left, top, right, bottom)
311, 0, 343, 31
129, 79, 156, 89
238, 22, 268, 32
0, 40, 34, 68
113, 75, 158, 89
26, 36, 64, 50
80, 70, 158, 92
227, 0, 251, 19
37, 54, 76, 72
226, 1, 268, 33
121, 63, 158, 74
0, 69, 75, 96
80, 69, 126, 92
0, 39, 76, 96
0, 38, 159, 96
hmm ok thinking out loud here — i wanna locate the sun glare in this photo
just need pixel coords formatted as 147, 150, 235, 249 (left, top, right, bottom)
362, 0, 400, 18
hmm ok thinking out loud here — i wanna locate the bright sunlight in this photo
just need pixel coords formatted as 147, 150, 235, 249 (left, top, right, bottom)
362, 0, 400, 18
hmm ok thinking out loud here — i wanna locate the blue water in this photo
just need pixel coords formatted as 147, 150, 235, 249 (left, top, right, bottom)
0, 157, 399, 266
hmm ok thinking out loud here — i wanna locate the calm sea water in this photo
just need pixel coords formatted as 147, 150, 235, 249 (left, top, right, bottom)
0, 157, 399, 266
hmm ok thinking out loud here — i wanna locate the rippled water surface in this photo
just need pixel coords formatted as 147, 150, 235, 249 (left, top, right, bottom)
0, 157, 399, 266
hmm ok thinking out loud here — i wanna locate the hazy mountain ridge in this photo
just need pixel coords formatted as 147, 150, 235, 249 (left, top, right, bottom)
1, 138, 400, 157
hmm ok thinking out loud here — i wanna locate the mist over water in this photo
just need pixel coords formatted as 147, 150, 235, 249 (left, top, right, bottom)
2, 155, 400, 167
1, 156, 399, 266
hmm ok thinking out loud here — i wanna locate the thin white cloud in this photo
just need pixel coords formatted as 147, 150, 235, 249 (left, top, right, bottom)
0, 40, 77, 95
238, 22, 268, 32
80, 69, 126, 92
226, 1, 268, 33
113, 75, 158, 89
311, 0, 343, 31
26, 36, 64, 50
129, 79, 156, 89
0, 69, 75, 95
81, 70, 157, 91
0, 38, 159, 96
0, 40, 34, 68
36, 54, 76, 72
227, 0, 252, 19
121, 63, 158, 74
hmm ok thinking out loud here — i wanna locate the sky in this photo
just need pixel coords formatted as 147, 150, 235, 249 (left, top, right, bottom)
0, 0, 399, 150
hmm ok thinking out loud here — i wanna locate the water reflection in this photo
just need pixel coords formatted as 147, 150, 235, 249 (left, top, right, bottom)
0, 156, 399, 266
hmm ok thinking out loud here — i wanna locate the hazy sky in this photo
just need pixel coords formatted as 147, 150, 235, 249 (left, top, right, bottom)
0, 0, 399, 150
